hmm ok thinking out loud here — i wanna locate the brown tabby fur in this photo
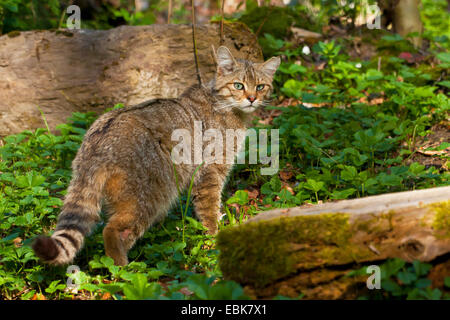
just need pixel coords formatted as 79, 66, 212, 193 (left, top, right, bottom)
32, 47, 280, 266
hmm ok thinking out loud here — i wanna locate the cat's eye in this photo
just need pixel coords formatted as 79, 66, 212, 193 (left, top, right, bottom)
256, 84, 265, 91
234, 82, 244, 90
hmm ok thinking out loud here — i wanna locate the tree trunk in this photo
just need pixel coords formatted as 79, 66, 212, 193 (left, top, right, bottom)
379, 0, 423, 47
216, 186, 450, 299
0, 23, 262, 137
394, 0, 423, 47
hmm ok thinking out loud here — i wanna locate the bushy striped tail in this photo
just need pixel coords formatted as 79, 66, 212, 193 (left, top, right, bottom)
32, 226, 85, 265
32, 169, 106, 265
32, 210, 97, 265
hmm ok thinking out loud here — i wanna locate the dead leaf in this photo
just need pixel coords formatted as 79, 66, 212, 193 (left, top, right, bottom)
315, 61, 327, 71
291, 27, 322, 42
179, 287, 193, 296
246, 189, 259, 200
321, 25, 331, 34
415, 122, 450, 157
101, 292, 111, 300
369, 97, 384, 105
279, 164, 294, 181
291, 27, 322, 39
31, 293, 47, 300
278, 98, 302, 107
281, 185, 295, 195
302, 102, 327, 108
228, 203, 240, 213
279, 170, 293, 181
249, 200, 259, 209
13, 237, 22, 248
329, 24, 346, 35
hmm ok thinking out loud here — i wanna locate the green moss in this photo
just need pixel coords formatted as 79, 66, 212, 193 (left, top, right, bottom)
217, 213, 373, 288
210, 21, 263, 60
430, 201, 450, 239
239, 5, 314, 39
353, 212, 392, 235
239, 6, 293, 39
55, 30, 74, 37
7, 31, 20, 38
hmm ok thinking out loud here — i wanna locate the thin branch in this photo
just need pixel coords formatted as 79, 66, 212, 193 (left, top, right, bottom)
37, 106, 51, 135
58, 0, 74, 29
167, 0, 173, 24
246, 4, 274, 59
220, 0, 226, 45
191, 0, 202, 86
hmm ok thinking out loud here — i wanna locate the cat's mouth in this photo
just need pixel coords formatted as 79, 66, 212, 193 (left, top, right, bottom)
243, 100, 260, 112
213, 99, 259, 113
244, 106, 257, 113
233, 98, 260, 113
241, 99, 259, 107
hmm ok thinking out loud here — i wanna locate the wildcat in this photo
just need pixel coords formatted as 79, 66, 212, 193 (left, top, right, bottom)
32, 46, 280, 266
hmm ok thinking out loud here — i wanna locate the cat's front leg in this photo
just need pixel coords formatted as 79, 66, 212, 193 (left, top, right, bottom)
192, 164, 229, 235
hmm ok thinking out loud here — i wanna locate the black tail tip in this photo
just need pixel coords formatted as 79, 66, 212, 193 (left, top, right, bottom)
32, 236, 59, 262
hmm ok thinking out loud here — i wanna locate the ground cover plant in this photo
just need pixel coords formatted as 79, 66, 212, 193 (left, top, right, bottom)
0, 0, 449, 300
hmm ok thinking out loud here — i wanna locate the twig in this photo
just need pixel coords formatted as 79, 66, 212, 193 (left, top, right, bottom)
246, 4, 274, 59
58, 9, 66, 29
220, 0, 226, 45
167, 0, 173, 24
191, 0, 202, 86
37, 106, 52, 135
58, 0, 74, 29
254, 5, 273, 39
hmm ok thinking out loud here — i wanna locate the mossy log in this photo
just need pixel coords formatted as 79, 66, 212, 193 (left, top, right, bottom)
0, 23, 262, 137
216, 186, 450, 299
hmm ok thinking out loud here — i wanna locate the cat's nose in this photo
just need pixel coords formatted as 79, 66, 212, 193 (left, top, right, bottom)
247, 96, 256, 103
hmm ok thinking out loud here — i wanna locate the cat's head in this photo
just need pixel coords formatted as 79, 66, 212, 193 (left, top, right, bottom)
212, 46, 280, 113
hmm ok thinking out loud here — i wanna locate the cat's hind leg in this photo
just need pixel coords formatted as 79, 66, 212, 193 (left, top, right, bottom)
103, 211, 140, 266
103, 172, 147, 266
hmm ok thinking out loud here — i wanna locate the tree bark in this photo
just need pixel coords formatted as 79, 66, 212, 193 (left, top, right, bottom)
216, 186, 450, 299
379, 0, 423, 47
394, 0, 423, 47
0, 23, 262, 137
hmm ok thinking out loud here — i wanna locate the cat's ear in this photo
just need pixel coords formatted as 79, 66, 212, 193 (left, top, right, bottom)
259, 56, 281, 78
216, 46, 237, 76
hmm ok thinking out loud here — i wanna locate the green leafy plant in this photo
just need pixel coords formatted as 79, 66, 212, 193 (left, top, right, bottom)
347, 259, 449, 300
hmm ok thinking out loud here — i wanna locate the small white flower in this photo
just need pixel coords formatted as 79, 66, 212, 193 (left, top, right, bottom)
356, 63, 362, 68
302, 45, 311, 55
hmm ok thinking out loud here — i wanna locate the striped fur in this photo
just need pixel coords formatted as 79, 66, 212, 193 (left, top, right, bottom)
32, 47, 280, 266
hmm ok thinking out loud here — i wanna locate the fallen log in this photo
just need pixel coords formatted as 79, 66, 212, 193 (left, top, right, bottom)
0, 23, 262, 137
216, 186, 450, 299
